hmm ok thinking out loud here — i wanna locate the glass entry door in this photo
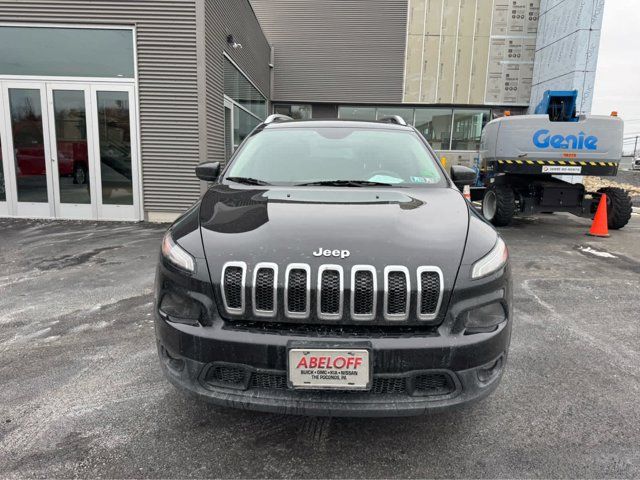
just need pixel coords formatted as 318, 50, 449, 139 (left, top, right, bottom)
0, 89, 8, 216
0, 81, 139, 220
91, 84, 140, 220
2, 83, 53, 218
46, 84, 94, 219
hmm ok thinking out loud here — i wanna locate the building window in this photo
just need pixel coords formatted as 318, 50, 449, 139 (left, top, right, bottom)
376, 107, 414, 124
338, 106, 376, 121
224, 58, 267, 120
414, 109, 453, 151
233, 106, 261, 148
274, 104, 312, 120
338, 105, 494, 151
224, 58, 267, 153
0, 26, 134, 78
451, 109, 490, 151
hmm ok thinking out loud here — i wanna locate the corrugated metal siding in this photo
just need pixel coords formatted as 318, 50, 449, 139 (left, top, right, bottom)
203, 0, 271, 169
203, 0, 225, 170
0, 0, 200, 213
219, 0, 271, 97
250, 0, 408, 104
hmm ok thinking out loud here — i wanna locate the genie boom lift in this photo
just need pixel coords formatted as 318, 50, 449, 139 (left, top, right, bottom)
477, 90, 632, 229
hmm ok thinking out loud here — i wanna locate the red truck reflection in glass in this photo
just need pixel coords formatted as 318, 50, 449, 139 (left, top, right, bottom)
14, 121, 89, 184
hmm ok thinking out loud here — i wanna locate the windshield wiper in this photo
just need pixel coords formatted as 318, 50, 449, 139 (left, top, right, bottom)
295, 180, 395, 187
226, 176, 271, 186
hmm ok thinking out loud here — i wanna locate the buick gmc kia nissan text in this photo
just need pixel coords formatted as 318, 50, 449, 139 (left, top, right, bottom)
154, 115, 512, 416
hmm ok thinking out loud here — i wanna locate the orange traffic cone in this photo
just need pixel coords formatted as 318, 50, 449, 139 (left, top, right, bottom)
588, 193, 610, 237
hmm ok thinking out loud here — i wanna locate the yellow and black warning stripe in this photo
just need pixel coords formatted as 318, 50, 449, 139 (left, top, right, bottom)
497, 159, 617, 167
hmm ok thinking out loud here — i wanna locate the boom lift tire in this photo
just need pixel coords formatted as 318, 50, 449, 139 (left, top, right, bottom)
482, 185, 516, 227
597, 187, 632, 230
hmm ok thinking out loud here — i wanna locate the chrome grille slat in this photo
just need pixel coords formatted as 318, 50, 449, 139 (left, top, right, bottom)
285, 263, 311, 319
317, 265, 343, 320
383, 266, 410, 321
351, 265, 377, 321
252, 262, 278, 318
417, 266, 443, 321
221, 261, 247, 315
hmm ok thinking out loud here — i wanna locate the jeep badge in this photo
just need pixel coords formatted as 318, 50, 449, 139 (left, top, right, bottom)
312, 247, 351, 259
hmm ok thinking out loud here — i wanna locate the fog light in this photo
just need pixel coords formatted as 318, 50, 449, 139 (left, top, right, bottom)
160, 345, 185, 372
159, 291, 201, 325
464, 301, 506, 333
477, 357, 503, 383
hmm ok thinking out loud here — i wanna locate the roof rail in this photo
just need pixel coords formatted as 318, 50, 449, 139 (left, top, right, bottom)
264, 113, 293, 124
378, 115, 407, 126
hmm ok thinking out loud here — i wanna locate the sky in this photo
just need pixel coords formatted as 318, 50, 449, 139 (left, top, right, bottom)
591, 0, 640, 155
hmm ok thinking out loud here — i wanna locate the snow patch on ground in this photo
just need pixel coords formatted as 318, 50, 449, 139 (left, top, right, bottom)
578, 245, 617, 258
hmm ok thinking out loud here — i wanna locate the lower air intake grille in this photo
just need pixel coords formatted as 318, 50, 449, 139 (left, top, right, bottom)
371, 377, 406, 395
223, 266, 243, 311
412, 373, 455, 396
287, 268, 308, 314
353, 270, 374, 315
202, 364, 456, 397
207, 364, 247, 389
251, 372, 287, 390
420, 271, 441, 315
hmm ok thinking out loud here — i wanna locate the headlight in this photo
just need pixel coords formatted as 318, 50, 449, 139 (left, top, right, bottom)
464, 301, 506, 332
471, 237, 508, 279
161, 231, 195, 273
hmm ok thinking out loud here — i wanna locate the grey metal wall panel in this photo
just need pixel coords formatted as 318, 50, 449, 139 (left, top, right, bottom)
203, 0, 271, 171
0, 0, 201, 214
250, 0, 408, 104
220, 0, 271, 97
203, 1, 225, 171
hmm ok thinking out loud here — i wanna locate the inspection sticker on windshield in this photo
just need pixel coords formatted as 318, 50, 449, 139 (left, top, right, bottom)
410, 176, 437, 184
288, 348, 370, 390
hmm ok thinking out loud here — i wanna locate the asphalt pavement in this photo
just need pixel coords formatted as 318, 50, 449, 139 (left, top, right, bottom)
0, 213, 639, 478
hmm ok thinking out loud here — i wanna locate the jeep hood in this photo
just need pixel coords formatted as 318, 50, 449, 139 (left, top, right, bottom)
199, 184, 469, 289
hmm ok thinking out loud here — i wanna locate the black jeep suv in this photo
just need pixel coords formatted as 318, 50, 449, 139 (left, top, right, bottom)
154, 115, 512, 416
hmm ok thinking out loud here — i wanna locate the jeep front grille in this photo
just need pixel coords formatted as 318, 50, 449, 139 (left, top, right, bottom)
318, 265, 343, 320
221, 262, 246, 314
417, 267, 443, 320
351, 266, 376, 320
285, 264, 310, 318
252, 263, 277, 317
384, 266, 410, 321
219, 263, 443, 323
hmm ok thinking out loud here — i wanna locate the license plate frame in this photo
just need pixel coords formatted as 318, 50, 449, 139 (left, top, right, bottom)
287, 344, 372, 391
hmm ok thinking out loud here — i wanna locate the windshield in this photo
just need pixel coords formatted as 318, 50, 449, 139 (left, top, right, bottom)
224, 127, 445, 187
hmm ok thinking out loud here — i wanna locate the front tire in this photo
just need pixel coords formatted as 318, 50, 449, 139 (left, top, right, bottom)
597, 187, 632, 230
482, 185, 515, 227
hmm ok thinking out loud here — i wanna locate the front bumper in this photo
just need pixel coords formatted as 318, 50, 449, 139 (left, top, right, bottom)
155, 315, 510, 417
154, 231, 513, 417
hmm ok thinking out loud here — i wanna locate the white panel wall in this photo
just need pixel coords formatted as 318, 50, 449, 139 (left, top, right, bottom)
529, 0, 605, 114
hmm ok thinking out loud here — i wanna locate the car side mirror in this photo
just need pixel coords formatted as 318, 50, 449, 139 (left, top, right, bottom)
450, 165, 477, 189
195, 161, 220, 182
